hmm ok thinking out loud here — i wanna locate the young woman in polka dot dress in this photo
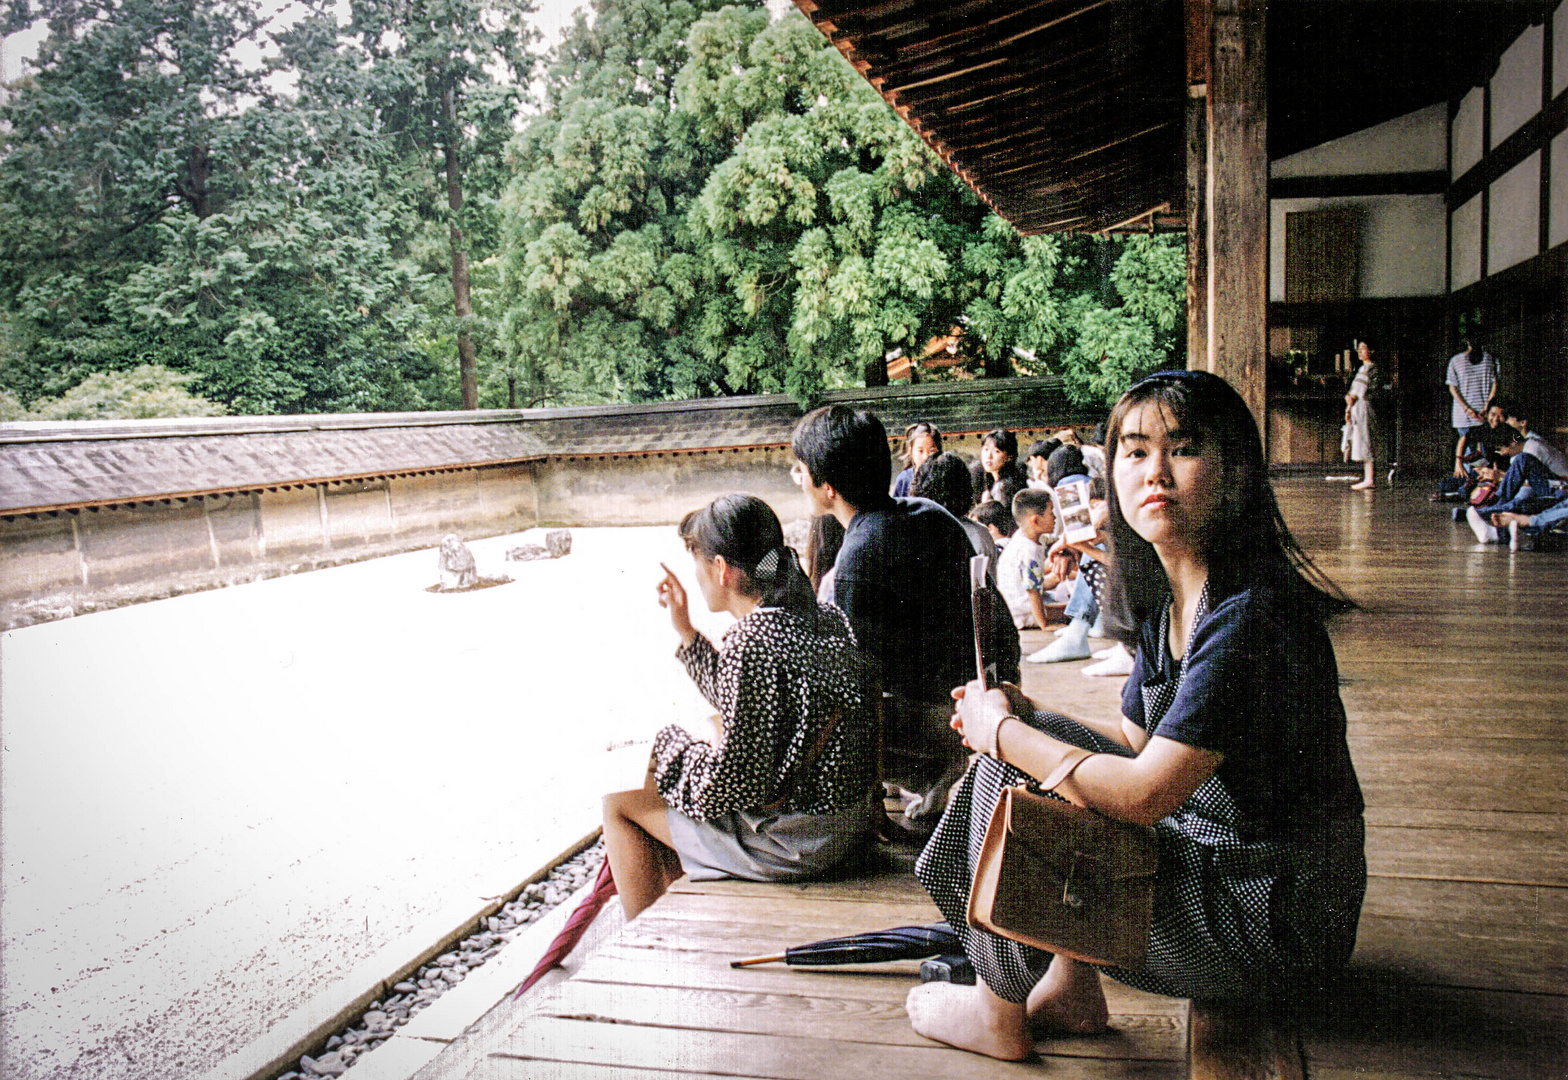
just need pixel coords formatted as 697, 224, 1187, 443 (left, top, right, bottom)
907, 371, 1367, 1059
602, 494, 880, 919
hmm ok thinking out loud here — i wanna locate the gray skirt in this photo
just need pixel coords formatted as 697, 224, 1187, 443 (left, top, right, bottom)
667, 801, 881, 883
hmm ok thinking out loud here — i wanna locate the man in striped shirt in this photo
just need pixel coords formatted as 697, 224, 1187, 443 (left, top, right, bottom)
1446, 338, 1499, 480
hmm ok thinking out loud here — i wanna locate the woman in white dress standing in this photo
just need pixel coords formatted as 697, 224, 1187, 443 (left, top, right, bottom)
1343, 339, 1377, 490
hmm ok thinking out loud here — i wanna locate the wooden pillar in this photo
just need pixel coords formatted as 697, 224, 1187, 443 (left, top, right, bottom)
1185, 0, 1211, 370
1200, 0, 1268, 436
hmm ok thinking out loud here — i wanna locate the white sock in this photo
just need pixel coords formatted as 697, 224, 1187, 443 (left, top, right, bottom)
1466, 506, 1499, 544
1082, 643, 1134, 677
1028, 618, 1090, 662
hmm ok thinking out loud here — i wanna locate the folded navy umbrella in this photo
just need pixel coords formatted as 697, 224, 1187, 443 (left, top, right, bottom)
731, 923, 960, 968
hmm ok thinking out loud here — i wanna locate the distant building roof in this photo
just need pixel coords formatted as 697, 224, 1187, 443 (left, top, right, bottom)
0, 377, 1086, 514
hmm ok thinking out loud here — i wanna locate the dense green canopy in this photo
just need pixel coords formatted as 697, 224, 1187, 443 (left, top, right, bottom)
0, 0, 1185, 417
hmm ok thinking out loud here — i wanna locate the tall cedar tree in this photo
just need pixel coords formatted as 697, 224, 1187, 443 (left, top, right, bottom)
345, 0, 538, 409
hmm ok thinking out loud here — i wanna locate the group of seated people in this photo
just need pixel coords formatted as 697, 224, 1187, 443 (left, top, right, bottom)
603, 374, 1367, 1062
1445, 401, 1568, 551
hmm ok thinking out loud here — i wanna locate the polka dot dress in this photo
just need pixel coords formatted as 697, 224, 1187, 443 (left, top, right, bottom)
653, 604, 876, 820
915, 588, 1366, 1004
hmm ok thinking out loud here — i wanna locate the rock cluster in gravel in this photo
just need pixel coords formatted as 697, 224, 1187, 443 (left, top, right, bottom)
273, 841, 604, 1079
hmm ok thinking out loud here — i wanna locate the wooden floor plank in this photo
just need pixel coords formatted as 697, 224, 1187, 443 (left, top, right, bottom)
1351, 914, 1565, 994
1366, 824, 1568, 884
1299, 982, 1567, 1080
1361, 876, 1568, 932
496, 1018, 1187, 1079
527, 980, 1186, 1061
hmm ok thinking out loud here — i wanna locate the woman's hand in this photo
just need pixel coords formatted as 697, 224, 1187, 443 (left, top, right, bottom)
657, 563, 697, 646
950, 680, 1023, 758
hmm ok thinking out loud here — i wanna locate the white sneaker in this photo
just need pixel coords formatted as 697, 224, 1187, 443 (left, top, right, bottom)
1082, 643, 1134, 677
1466, 506, 1499, 544
1091, 646, 1116, 660
1027, 631, 1090, 663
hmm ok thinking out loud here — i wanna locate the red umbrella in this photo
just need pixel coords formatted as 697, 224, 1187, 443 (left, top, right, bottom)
511, 859, 617, 1000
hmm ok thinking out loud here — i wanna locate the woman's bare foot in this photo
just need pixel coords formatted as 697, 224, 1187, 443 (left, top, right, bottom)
1349, 479, 1375, 490
1025, 955, 1110, 1036
1493, 511, 1532, 527
905, 982, 1033, 1060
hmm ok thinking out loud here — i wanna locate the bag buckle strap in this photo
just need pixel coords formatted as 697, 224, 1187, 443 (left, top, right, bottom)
1061, 850, 1104, 909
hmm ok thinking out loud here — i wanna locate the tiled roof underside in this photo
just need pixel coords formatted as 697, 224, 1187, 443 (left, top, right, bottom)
0, 424, 550, 514
0, 379, 1082, 513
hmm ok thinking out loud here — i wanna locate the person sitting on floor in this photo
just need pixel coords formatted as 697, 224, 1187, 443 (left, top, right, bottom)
904, 370, 1365, 1061
1452, 404, 1511, 485
804, 513, 845, 603
996, 488, 1065, 631
972, 428, 1029, 508
792, 405, 976, 835
911, 450, 1021, 687
602, 494, 880, 920
1029, 445, 1104, 664
1500, 402, 1568, 484
892, 422, 943, 498
912, 451, 991, 564
1466, 422, 1568, 543
972, 499, 1017, 546
1025, 438, 1062, 490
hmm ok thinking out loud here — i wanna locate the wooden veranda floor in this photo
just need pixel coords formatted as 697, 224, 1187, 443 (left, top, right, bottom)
428, 481, 1566, 1079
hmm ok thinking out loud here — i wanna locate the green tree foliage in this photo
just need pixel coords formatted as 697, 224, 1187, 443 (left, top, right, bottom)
19, 364, 226, 419
497, 1, 1186, 409
0, 0, 448, 414
1, 0, 1186, 417
343, 0, 538, 409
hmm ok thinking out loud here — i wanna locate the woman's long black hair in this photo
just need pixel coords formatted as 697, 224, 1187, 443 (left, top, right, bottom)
1102, 370, 1351, 634
678, 494, 819, 620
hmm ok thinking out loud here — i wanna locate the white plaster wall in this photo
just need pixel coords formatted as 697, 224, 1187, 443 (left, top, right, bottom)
1453, 87, 1486, 177
1491, 23, 1544, 145
1451, 194, 1483, 290
1488, 152, 1542, 273
1554, 0, 1567, 98
1552, 128, 1568, 248
1270, 104, 1446, 178
1269, 194, 1446, 300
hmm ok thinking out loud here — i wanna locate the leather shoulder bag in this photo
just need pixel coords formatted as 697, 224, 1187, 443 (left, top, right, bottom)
968, 771, 1159, 970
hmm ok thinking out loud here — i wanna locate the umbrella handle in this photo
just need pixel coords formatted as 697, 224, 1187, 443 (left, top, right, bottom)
730, 953, 788, 968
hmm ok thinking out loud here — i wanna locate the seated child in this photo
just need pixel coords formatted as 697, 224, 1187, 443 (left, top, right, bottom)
971, 499, 1016, 547
996, 489, 1064, 630
1025, 438, 1061, 490
1030, 446, 1109, 665
602, 494, 880, 919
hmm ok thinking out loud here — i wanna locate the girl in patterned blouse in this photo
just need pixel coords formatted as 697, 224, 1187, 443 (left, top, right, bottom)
602, 494, 879, 919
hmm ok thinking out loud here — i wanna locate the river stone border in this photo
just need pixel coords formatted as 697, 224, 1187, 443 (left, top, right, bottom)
276, 841, 605, 1079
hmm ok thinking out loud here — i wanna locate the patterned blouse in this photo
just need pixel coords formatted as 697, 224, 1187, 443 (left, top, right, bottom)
652, 604, 877, 821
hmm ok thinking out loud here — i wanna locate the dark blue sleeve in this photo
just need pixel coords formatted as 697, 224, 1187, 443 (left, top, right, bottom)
1150, 593, 1277, 755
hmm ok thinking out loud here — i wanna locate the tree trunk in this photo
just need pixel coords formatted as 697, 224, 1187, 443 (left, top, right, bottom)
863, 354, 889, 388
443, 85, 478, 411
